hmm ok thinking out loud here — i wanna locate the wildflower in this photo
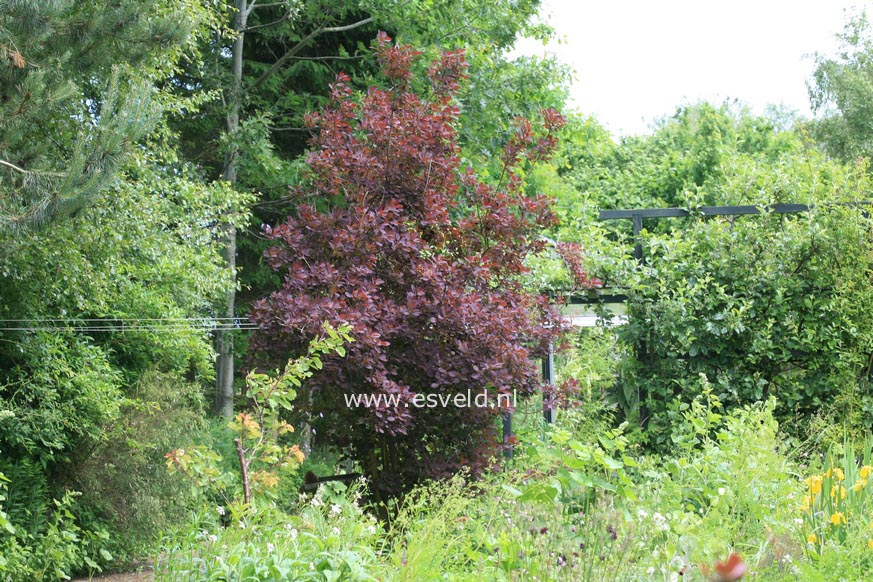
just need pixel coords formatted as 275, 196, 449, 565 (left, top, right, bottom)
330, 503, 342, 516
805, 475, 822, 495
829, 512, 847, 526
868, 538, 873, 550
266, 542, 275, 553
860, 465, 873, 479
646, 566, 655, 575
637, 509, 649, 520
216, 506, 226, 516
311, 497, 323, 508
238, 520, 246, 529
367, 525, 377, 535
794, 518, 804, 526
717, 487, 726, 496
712, 552, 747, 582
331, 526, 341, 536
288, 527, 298, 540
807, 533, 818, 544
829, 484, 847, 500
652, 512, 669, 531
833, 467, 845, 481
208, 534, 218, 543
852, 479, 867, 492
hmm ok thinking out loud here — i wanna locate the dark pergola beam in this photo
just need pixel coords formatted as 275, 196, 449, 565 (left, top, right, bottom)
599, 203, 814, 220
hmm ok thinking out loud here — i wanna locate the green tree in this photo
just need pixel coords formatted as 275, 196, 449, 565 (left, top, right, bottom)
0, 0, 209, 231
808, 9, 873, 162
0, 0, 253, 572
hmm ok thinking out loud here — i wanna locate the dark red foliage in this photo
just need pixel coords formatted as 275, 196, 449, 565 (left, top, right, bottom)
543, 377, 584, 411
249, 35, 567, 499
556, 241, 603, 290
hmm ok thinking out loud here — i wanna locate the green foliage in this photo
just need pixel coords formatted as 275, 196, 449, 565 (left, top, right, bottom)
157, 481, 381, 582
0, 152, 250, 460
0, 334, 121, 465
798, 437, 873, 566
0, 477, 113, 582
625, 392, 801, 579
808, 9, 873, 162
617, 198, 873, 444
0, 0, 213, 231
554, 103, 873, 444
513, 407, 636, 506
150, 379, 873, 581
70, 371, 209, 562
0, 145, 249, 575
560, 103, 803, 219
166, 324, 353, 509
555, 326, 623, 397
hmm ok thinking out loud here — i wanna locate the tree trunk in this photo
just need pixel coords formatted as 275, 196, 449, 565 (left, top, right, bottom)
214, 0, 247, 417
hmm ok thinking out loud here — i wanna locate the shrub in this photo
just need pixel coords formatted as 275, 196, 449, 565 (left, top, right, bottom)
70, 370, 208, 562
249, 33, 567, 500
617, 203, 873, 446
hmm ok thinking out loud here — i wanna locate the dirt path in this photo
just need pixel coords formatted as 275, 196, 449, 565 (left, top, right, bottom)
71, 561, 154, 582
71, 573, 153, 582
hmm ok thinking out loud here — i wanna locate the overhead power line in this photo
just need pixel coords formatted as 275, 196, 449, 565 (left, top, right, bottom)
0, 316, 258, 333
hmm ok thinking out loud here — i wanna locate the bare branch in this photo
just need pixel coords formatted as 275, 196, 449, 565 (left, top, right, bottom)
249, 1, 286, 8
242, 10, 295, 33
285, 54, 364, 61
251, 16, 374, 91
0, 159, 26, 173
320, 16, 374, 34
244, 0, 257, 18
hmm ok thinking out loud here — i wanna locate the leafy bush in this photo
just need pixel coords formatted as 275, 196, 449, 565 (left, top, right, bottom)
166, 325, 350, 514
617, 201, 873, 446
69, 370, 208, 562
631, 383, 801, 575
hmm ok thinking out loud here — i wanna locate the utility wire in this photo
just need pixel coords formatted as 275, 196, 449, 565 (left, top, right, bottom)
0, 316, 258, 333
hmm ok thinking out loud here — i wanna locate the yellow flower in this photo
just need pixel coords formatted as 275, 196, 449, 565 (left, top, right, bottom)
829, 512, 847, 526
806, 475, 823, 495
807, 533, 818, 544
860, 465, 873, 480
824, 468, 833, 479
869, 538, 873, 550
832, 467, 845, 481
800, 495, 812, 511
830, 484, 847, 500
853, 479, 867, 492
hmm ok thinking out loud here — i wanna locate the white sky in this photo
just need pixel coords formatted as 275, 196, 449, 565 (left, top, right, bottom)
514, 0, 867, 137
